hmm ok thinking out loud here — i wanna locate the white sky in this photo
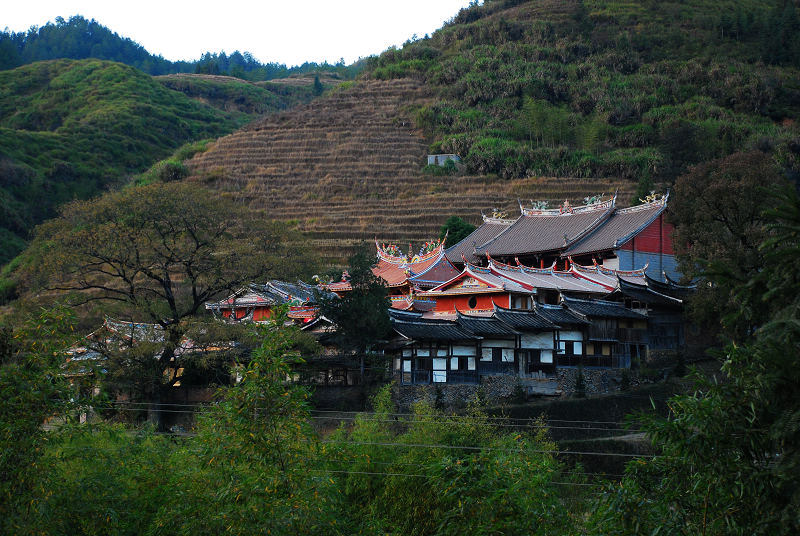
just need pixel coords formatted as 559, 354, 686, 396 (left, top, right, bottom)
2, 1, 475, 67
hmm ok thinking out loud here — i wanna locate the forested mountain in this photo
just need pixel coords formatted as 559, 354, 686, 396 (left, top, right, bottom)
0, 15, 363, 80
0, 59, 305, 265
361, 0, 799, 187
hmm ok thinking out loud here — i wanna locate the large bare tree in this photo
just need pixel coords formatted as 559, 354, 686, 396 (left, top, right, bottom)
28, 181, 317, 427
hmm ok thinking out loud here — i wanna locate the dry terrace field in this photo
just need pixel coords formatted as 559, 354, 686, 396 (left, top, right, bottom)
187, 79, 635, 264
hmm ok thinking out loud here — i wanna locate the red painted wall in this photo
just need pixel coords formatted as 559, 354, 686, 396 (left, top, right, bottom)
253, 307, 272, 321
619, 214, 674, 254
434, 293, 510, 313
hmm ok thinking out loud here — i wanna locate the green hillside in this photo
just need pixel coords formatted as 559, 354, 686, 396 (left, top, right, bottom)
0, 59, 262, 264
156, 73, 334, 114
363, 0, 800, 185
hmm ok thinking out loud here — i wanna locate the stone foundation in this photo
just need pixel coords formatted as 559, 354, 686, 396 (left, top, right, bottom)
393, 375, 520, 410
557, 368, 626, 396
394, 369, 634, 409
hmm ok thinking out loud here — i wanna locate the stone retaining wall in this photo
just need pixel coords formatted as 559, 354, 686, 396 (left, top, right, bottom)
394, 370, 633, 409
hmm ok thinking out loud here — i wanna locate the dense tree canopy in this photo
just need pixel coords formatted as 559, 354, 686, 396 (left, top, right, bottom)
670, 150, 788, 338
316, 245, 390, 377
439, 215, 477, 247
0, 15, 363, 80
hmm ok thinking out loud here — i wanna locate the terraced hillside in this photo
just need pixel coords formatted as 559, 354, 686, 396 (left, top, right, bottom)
188, 79, 634, 263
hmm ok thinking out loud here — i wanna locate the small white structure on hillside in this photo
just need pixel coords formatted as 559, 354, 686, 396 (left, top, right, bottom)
427, 154, 461, 166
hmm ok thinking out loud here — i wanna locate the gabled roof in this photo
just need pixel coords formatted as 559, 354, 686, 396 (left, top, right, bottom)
266, 280, 318, 304
478, 198, 615, 257
423, 263, 532, 297
646, 273, 696, 300
408, 254, 461, 288
373, 239, 448, 288
563, 195, 668, 257
389, 309, 424, 320
391, 317, 477, 341
487, 258, 611, 295
456, 311, 519, 337
373, 259, 412, 288
612, 277, 683, 307
569, 261, 648, 290
206, 280, 328, 310
390, 295, 415, 310
205, 283, 280, 310
535, 303, 590, 326
445, 216, 514, 264
563, 296, 647, 319
493, 305, 559, 331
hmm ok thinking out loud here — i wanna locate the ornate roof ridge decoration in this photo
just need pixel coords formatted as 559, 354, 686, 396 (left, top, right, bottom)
481, 211, 517, 224
375, 235, 446, 266
616, 191, 669, 214
520, 193, 615, 217
514, 257, 559, 274
569, 259, 648, 277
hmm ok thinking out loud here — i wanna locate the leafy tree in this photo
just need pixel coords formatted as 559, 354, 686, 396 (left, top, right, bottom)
25, 182, 317, 429
316, 244, 390, 379
670, 150, 788, 338
313, 74, 324, 96
0, 307, 74, 533
150, 311, 338, 535
439, 215, 476, 246
329, 385, 575, 535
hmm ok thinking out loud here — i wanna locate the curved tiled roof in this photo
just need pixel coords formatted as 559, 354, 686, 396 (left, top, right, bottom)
478, 202, 614, 257
391, 318, 477, 341
535, 303, 590, 326
562, 296, 647, 319
487, 259, 610, 294
493, 305, 559, 330
456, 311, 520, 337
408, 255, 461, 289
445, 217, 513, 264
563, 197, 667, 257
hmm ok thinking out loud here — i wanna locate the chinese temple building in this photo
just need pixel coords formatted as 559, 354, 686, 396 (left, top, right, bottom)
204, 280, 327, 324
445, 193, 676, 281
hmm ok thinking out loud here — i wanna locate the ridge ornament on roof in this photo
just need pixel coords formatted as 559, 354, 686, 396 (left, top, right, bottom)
519, 193, 615, 217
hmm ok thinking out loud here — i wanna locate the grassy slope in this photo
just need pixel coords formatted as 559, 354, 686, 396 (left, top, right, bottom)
155, 73, 331, 115
365, 0, 798, 182
0, 60, 269, 264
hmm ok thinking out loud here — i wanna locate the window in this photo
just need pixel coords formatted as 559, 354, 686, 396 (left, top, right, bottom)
450, 357, 459, 370
481, 347, 493, 361
468, 296, 478, 309
432, 358, 447, 383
